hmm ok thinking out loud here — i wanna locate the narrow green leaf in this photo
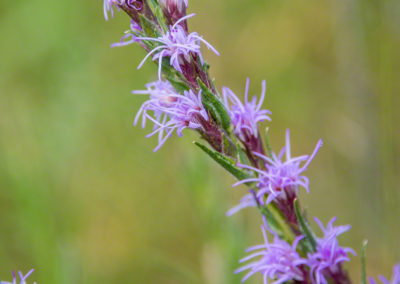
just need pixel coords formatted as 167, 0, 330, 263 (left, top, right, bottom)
146, 0, 159, 11
258, 205, 284, 239
267, 202, 295, 243
264, 127, 273, 158
235, 142, 249, 165
167, 78, 189, 93
194, 142, 250, 181
361, 240, 368, 284
144, 0, 168, 33
222, 132, 237, 157
153, 6, 169, 33
294, 199, 317, 252
197, 78, 232, 132
202, 62, 210, 73
161, 60, 190, 93
139, 14, 159, 39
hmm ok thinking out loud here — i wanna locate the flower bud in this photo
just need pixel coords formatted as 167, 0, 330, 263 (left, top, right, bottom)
159, 0, 188, 26
159, 0, 188, 11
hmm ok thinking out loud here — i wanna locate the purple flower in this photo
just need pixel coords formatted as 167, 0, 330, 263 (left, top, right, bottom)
222, 79, 271, 141
226, 193, 257, 217
133, 80, 209, 151
0, 269, 36, 284
103, 0, 142, 20
308, 217, 356, 284
370, 263, 400, 284
111, 20, 142, 47
236, 226, 307, 284
103, 0, 119, 20
134, 14, 219, 79
235, 129, 322, 204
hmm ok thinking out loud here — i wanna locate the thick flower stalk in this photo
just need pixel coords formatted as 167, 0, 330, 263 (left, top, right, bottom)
104, 1, 398, 283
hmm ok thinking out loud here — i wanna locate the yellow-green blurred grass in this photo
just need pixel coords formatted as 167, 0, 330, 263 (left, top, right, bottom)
0, 0, 399, 283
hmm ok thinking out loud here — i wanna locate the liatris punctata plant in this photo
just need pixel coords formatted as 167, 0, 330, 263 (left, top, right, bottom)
103, 1, 400, 283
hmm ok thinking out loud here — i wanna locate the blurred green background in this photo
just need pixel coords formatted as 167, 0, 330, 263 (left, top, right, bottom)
0, 0, 399, 283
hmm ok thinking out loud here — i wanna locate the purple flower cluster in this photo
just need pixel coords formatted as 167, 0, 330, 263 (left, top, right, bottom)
0, 269, 36, 284
308, 217, 355, 284
370, 264, 400, 284
226, 193, 257, 217
234, 130, 322, 205
135, 14, 219, 79
237, 226, 307, 284
134, 80, 209, 151
111, 20, 142, 48
237, 218, 354, 284
223, 79, 271, 142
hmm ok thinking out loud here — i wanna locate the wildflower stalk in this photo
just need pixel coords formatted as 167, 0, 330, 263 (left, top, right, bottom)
103, 1, 398, 284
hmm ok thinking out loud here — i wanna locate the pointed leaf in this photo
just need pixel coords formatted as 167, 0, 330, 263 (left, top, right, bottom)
294, 199, 317, 252
202, 62, 210, 73
139, 14, 159, 39
197, 79, 232, 132
222, 132, 237, 157
153, 6, 169, 33
264, 127, 273, 158
194, 142, 250, 181
259, 205, 284, 239
235, 142, 249, 165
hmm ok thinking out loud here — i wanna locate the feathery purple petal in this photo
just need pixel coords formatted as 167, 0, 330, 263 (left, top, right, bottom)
308, 217, 355, 284
237, 226, 307, 284
134, 80, 208, 151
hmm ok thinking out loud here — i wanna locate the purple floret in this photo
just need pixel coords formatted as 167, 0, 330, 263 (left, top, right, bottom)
308, 217, 356, 284
0, 269, 36, 284
370, 263, 400, 284
226, 193, 258, 217
103, 0, 142, 20
134, 14, 219, 79
111, 20, 142, 48
235, 129, 322, 205
222, 79, 271, 142
134, 80, 209, 151
236, 226, 307, 284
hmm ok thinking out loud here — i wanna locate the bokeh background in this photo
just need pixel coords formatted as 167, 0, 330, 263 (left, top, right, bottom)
1, 0, 399, 283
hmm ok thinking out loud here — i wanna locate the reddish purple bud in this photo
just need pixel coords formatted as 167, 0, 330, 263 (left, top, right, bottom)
159, 0, 189, 26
